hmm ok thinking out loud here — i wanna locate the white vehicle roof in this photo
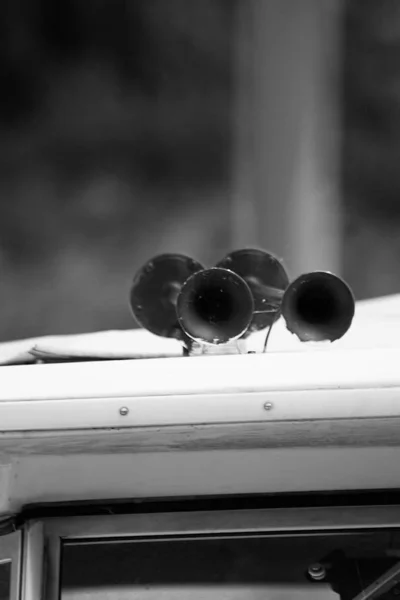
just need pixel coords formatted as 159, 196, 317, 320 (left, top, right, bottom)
0, 293, 399, 516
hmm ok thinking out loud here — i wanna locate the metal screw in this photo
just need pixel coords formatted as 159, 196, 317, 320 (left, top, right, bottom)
119, 406, 129, 416
263, 402, 273, 411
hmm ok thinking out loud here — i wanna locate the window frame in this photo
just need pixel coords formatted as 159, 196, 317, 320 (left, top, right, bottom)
39, 503, 400, 600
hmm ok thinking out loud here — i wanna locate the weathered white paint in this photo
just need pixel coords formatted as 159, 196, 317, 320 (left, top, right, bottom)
0, 464, 13, 514
0, 387, 399, 432
1, 347, 400, 402
8, 447, 400, 513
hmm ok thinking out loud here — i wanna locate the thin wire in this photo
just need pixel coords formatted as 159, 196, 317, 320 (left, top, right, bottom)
263, 311, 280, 353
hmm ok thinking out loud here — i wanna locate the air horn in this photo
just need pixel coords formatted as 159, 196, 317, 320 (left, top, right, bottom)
217, 249, 355, 343
281, 271, 355, 342
130, 254, 204, 340
130, 249, 355, 352
215, 248, 289, 334
176, 267, 254, 345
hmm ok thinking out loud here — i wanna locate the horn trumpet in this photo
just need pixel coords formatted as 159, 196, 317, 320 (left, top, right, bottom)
216, 248, 289, 334
129, 254, 204, 339
176, 267, 254, 344
281, 271, 355, 342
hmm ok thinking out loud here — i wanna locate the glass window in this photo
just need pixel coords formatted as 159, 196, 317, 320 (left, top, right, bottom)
0, 531, 21, 600
0, 562, 10, 600
60, 529, 400, 600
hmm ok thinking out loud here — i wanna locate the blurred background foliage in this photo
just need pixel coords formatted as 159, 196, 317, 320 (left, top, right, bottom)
343, 0, 400, 300
0, 0, 233, 338
0, 0, 399, 339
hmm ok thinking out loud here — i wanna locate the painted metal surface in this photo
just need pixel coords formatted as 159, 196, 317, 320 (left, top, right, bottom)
0, 294, 399, 516
1, 347, 400, 402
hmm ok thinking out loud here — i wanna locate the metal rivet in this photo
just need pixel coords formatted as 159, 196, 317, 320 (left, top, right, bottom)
308, 563, 326, 581
263, 402, 273, 411
119, 407, 129, 416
